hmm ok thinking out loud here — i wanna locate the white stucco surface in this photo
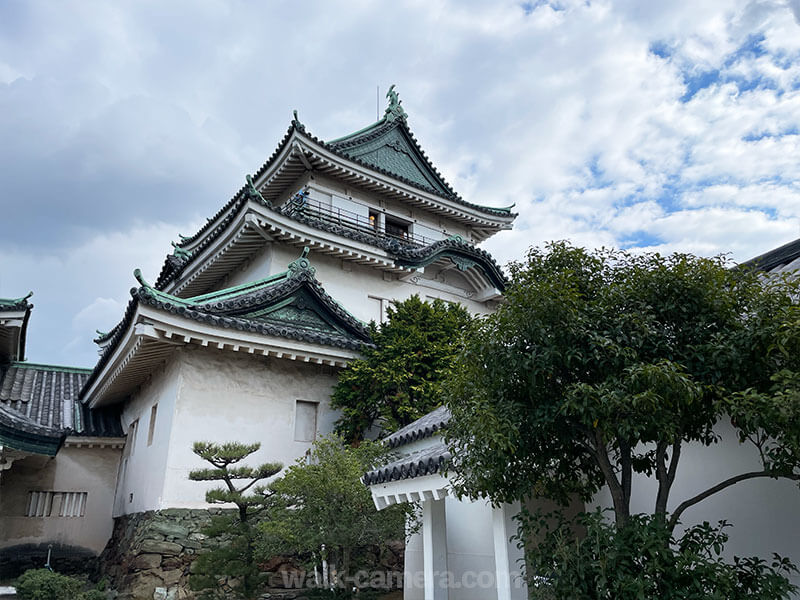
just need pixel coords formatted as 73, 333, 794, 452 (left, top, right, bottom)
114, 346, 340, 513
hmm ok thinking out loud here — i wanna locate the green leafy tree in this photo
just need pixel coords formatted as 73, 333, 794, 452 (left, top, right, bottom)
520, 510, 797, 600
331, 294, 471, 442
445, 242, 800, 597
189, 442, 282, 600
259, 435, 413, 586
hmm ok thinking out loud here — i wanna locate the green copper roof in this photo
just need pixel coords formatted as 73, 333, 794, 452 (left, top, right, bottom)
133, 248, 369, 342
0, 292, 33, 311
326, 86, 515, 215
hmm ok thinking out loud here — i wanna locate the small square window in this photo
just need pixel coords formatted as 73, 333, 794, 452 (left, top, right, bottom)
294, 400, 318, 442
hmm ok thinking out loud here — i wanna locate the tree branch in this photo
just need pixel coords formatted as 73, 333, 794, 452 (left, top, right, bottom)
668, 470, 800, 531
656, 440, 681, 516
592, 428, 628, 527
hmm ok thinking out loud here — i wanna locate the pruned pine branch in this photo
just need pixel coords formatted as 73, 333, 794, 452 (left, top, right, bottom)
189, 463, 282, 483
192, 441, 262, 467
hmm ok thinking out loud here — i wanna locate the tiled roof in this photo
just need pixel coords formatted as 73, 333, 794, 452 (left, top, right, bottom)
282, 200, 508, 290
325, 112, 516, 217
363, 441, 450, 485
0, 293, 33, 364
0, 401, 63, 456
0, 362, 122, 454
741, 237, 800, 274
383, 405, 451, 449
152, 108, 515, 293
82, 250, 373, 402
0, 293, 33, 312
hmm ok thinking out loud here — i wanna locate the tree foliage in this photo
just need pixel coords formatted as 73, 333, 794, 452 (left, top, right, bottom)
446, 243, 800, 524
258, 435, 412, 582
445, 242, 800, 594
521, 509, 798, 600
331, 295, 471, 442
189, 442, 282, 600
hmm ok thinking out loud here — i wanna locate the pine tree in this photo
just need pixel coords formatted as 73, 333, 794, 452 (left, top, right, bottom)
189, 441, 282, 600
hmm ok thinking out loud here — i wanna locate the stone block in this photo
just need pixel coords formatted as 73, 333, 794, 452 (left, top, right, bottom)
133, 554, 162, 570
139, 540, 183, 556
149, 521, 190, 540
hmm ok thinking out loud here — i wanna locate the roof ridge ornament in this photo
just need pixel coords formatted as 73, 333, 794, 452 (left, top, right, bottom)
292, 109, 306, 133
384, 84, 408, 123
133, 268, 155, 292
171, 241, 191, 259
245, 174, 273, 209
287, 247, 315, 278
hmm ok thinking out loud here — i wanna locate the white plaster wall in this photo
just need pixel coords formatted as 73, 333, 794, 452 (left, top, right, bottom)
114, 355, 181, 516
404, 497, 525, 600
226, 244, 494, 326
590, 419, 800, 591
303, 175, 469, 241
0, 444, 121, 554
160, 346, 340, 508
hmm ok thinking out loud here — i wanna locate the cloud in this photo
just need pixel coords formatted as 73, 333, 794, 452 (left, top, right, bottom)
1, 0, 799, 364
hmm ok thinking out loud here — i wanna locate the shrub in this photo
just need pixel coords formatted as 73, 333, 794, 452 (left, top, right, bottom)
15, 569, 84, 600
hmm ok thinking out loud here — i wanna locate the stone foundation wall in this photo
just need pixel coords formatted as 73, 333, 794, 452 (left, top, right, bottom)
98, 509, 213, 600
98, 510, 404, 600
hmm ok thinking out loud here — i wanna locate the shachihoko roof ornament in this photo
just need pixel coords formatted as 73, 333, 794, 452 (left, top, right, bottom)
384, 84, 408, 122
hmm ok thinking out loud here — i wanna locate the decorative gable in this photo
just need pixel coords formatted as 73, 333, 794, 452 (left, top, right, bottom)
335, 125, 452, 197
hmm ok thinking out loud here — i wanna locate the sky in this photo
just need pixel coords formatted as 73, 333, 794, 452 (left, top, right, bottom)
1, 0, 799, 368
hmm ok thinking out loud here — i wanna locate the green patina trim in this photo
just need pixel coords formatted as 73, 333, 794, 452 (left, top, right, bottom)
187, 270, 291, 303
0, 292, 33, 309
171, 241, 192, 259
384, 85, 408, 122
133, 248, 369, 337
0, 430, 61, 456
10, 361, 92, 374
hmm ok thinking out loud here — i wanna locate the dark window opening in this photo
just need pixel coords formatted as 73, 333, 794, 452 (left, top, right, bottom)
385, 216, 409, 239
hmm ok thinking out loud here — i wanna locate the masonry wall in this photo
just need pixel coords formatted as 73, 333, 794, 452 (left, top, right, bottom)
0, 443, 122, 575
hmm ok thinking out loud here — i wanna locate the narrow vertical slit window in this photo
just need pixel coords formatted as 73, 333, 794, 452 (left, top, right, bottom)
147, 404, 158, 446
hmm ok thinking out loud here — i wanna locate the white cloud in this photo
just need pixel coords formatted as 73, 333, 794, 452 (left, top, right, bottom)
1, 0, 799, 363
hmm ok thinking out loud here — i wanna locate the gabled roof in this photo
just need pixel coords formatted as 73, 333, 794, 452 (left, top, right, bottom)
384, 405, 451, 449
83, 249, 371, 407
151, 90, 514, 295
740, 237, 800, 274
136, 248, 370, 348
0, 362, 122, 455
152, 188, 507, 298
363, 441, 450, 485
0, 293, 33, 364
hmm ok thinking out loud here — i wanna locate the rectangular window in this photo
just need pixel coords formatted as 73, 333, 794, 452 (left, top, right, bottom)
26, 491, 87, 517
147, 405, 158, 446
294, 400, 318, 442
385, 215, 409, 239
368, 296, 393, 324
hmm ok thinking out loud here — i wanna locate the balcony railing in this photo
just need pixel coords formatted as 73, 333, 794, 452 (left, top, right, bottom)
284, 193, 440, 248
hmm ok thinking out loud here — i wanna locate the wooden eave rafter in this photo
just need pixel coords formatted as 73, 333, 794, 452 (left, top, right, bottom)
84, 304, 359, 409
252, 133, 514, 235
